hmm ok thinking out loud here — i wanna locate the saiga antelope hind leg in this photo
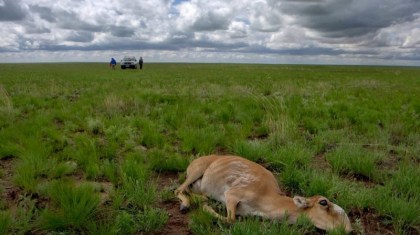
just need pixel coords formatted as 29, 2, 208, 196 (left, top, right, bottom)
175, 156, 219, 212
175, 173, 206, 212
201, 190, 240, 222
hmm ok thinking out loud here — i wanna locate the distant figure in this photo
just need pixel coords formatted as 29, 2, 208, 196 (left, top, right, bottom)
110, 58, 117, 70
139, 57, 143, 70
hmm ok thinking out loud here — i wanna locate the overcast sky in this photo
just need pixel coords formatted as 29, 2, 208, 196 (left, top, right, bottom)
1, 0, 420, 65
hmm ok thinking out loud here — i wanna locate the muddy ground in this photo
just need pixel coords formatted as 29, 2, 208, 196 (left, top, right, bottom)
153, 172, 193, 235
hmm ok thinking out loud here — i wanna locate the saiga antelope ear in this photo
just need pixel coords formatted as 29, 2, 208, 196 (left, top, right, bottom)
293, 196, 309, 209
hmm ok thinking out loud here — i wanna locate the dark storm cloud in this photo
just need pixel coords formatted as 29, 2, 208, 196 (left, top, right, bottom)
190, 12, 230, 31
37, 34, 248, 52
30, 6, 136, 38
31, 8, 134, 37
396, 53, 420, 61
59, 21, 103, 32
109, 26, 135, 37
38, 41, 176, 51
283, 0, 323, 2
187, 39, 248, 50
0, 0, 26, 21
65, 31, 95, 42
274, 0, 420, 38
140, 21, 147, 29
34, 28, 375, 58
164, 31, 249, 50
0, 46, 19, 52
25, 25, 51, 34
44, 9, 104, 32
229, 29, 247, 39
242, 45, 350, 56
30, 5, 57, 22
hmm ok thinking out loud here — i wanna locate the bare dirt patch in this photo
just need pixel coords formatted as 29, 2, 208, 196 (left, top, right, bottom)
0, 158, 52, 213
153, 172, 193, 235
376, 154, 401, 171
349, 208, 396, 235
311, 150, 331, 170
349, 174, 382, 188
247, 133, 269, 141
0, 157, 21, 207
214, 147, 230, 156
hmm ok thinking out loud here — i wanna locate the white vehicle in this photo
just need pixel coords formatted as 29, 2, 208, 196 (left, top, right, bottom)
120, 56, 137, 69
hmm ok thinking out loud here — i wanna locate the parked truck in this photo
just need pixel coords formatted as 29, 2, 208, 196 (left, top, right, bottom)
120, 56, 137, 69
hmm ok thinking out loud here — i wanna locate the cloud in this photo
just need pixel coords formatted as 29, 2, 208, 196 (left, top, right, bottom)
249, 1, 283, 32
191, 11, 230, 31
24, 23, 51, 34
174, 1, 232, 31
56, 10, 104, 32
228, 21, 248, 39
65, 31, 95, 42
0, 0, 419, 65
267, 26, 309, 49
30, 5, 56, 22
0, 0, 26, 21
109, 26, 135, 37
272, 0, 420, 38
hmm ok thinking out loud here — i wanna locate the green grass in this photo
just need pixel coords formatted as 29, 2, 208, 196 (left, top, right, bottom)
149, 150, 191, 172
40, 180, 101, 231
389, 163, 420, 198
0, 63, 419, 234
10, 195, 40, 234
373, 186, 420, 234
221, 215, 316, 235
0, 211, 11, 235
325, 144, 385, 179
189, 207, 220, 235
188, 206, 317, 235
136, 207, 169, 233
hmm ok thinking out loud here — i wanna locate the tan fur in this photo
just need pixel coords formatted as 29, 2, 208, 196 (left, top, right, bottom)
175, 155, 352, 233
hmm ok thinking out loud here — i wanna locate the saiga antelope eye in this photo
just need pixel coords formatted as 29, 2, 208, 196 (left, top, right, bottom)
319, 200, 328, 206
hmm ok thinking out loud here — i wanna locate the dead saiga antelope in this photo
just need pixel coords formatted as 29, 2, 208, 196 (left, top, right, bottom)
175, 155, 353, 233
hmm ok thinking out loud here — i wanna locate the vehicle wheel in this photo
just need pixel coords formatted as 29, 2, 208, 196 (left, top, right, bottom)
121, 67, 125, 69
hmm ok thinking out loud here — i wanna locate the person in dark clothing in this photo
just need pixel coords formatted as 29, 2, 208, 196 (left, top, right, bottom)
110, 58, 117, 70
139, 57, 143, 69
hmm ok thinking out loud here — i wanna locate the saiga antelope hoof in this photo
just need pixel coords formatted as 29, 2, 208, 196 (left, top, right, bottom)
180, 204, 189, 213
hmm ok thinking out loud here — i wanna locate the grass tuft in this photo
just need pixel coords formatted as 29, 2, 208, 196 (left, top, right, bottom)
229, 139, 270, 162
0, 85, 13, 109
11, 195, 40, 234
374, 186, 420, 233
86, 118, 104, 135
41, 180, 101, 231
189, 207, 220, 235
113, 207, 168, 234
390, 164, 420, 198
0, 211, 11, 235
325, 145, 384, 179
137, 207, 169, 233
149, 150, 191, 172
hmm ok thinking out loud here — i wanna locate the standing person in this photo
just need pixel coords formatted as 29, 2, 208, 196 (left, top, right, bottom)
139, 57, 143, 70
110, 58, 117, 70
